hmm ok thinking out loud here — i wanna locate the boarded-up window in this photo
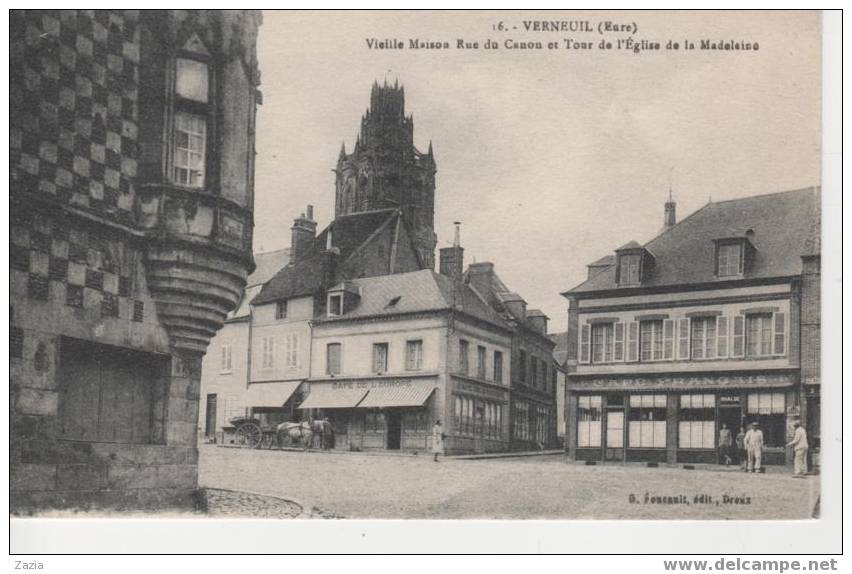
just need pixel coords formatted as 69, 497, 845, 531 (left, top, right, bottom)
58, 338, 166, 444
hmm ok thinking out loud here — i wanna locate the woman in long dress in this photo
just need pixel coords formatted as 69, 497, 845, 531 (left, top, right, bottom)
431, 420, 444, 462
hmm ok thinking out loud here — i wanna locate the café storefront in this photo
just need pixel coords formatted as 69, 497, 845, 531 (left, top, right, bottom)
299, 376, 438, 452
568, 371, 801, 466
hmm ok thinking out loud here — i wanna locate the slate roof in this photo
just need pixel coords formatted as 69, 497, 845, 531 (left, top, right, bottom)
252, 209, 403, 307
568, 187, 820, 294
549, 331, 570, 366
315, 209, 400, 262
252, 250, 336, 306
228, 248, 291, 320
316, 269, 512, 331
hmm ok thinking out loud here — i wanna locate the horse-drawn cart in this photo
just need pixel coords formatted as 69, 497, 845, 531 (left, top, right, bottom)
228, 416, 332, 450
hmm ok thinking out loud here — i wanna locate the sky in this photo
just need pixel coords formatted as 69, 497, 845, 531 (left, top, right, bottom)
251, 10, 821, 333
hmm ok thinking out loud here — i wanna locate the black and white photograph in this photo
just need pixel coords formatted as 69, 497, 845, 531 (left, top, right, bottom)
7, 7, 842, 557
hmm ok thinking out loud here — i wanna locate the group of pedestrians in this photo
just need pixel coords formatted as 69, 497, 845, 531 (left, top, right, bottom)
718, 419, 809, 477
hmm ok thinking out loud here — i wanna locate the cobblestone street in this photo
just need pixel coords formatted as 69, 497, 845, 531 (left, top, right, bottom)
198, 446, 819, 520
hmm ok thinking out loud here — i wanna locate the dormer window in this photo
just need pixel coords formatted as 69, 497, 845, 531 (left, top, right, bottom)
171, 36, 211, 189
713, 236, 754, 278
619, 255, 641, 285
717, 243, 744, 277
614, 241, 653, 286
328, 294, 343, 317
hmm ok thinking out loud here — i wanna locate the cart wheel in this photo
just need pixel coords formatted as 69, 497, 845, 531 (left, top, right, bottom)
236, 422, 262, 449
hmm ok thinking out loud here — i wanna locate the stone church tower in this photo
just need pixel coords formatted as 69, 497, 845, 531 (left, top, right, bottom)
335, 80, 437, 268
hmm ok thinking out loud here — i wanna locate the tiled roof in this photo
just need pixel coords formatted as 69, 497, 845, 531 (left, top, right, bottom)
317, 269, 512, 331
568, 187, 820, 294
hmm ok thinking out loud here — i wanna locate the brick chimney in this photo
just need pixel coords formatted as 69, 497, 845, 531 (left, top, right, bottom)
662, 189, 676, 233
439, 222, 464, 281
290, 205, 317, 263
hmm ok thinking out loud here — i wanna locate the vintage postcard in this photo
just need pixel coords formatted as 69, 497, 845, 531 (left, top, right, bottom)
8, 8, 837, 554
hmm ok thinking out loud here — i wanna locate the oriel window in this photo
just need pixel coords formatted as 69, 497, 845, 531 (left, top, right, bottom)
172, 54, 210, 189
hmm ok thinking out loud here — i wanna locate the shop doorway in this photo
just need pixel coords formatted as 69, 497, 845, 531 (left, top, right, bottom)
718, 405, 742, 463
605, 408, 625, 461
386, 411, 401, 450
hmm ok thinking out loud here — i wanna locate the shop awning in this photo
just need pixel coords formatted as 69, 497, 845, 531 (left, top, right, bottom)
358, 381, 436, 408
245, 380, 302, 408
298, 386, 368, 409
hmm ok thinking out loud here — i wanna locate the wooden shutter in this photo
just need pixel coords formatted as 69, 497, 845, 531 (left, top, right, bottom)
677, 318, 690, 360
626, 321, 639, 362
716, 316, 729, 358
773, 312, 786, 355
613, 322, 625, 361
732, 315, 745, 357
579, 324, 591, 364
663, 319, 674, 360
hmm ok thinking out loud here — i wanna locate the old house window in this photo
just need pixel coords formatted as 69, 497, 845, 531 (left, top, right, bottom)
458, 339, 469, 374
261, 337, 274, 369
328, 294, 343, 317
518, 349, 527, 382
285, 333, 299, 368
372, 342, 388, 373
34, 342, 49, 372
326, 343, 342, 375
591, 323, 614, 363
746, 314, 773, 357
171, 39, 211, 189
220, 344, 232, 373
577, 395, 601, 448
477, 345, 486, 379
406, 340, 423, 371
493, 350, 503, 383
690, 317, 717, 360
275, 300, 288, 320
639, 320, 664, 362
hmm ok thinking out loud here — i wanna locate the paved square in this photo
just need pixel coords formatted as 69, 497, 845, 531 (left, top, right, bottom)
198, 446, 819, 519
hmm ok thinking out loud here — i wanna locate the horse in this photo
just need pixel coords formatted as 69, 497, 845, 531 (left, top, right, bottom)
275, 421, 313, 450
309, 418, 334, 450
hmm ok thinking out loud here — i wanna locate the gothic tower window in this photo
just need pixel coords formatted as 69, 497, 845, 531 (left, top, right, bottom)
171, 35, 211, 189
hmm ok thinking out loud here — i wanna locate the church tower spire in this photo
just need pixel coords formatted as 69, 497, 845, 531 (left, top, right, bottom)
334, 81, 437, 269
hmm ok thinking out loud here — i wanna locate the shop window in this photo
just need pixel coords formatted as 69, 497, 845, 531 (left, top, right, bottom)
402, 411, 427, 433
628, 394, 667, 448
477, 345, 486, 379
326, 343, 342, 375
591, 322, 614, 363
746, 392, 786, 447
493, 350, 503, 383
577, 395, 601, 448
275, 300, 288, 320
691, 317, 717, 360
513, 400, 530, 441
406, 339, 423, 371
372, 342, 388, 374
364, 411, 385, 433
458, 339, 469, 374
678, 394, 716, 449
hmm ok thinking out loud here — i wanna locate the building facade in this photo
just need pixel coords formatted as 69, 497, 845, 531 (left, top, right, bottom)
304, 269, 514, 454
10, 10, 261, 510
562, 188, 820, 466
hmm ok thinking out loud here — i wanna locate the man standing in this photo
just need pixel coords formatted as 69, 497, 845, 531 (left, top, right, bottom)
786, 419, 809, 477
736, 426, 747, 471
719, 424, 733, 465
745, 422, 764, 473
432, 419, 445, 462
